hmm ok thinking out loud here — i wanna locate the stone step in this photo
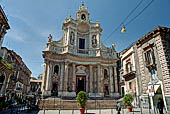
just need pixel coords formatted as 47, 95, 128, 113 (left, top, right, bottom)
38, 98, 122, 110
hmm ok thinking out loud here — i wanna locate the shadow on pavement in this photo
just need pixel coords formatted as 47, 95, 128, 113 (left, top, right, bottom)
85, 113, 96, 114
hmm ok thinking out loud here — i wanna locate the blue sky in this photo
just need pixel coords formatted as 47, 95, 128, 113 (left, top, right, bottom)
0, 0, 170, 77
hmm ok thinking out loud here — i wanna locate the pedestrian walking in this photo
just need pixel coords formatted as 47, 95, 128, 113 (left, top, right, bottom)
157, 98, 164, 114
116, 101, 121, 114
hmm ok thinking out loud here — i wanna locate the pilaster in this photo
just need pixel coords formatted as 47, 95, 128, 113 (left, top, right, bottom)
72, 63, 76, 91
114, 66, 118, 93
64, 62, 69, 92
109, 66, 114, 94
89, 65, 93, 92
97, 65, 101, 92
59, 63, 64, 91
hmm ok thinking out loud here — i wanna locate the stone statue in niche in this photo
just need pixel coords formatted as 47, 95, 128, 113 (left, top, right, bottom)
48, 34, 52, 42
70, 32, 75, 45
92, 35, 97, 48
112, 42, 115, 49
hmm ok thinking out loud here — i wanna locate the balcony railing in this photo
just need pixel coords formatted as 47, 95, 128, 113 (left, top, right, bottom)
77, 49, 88, 54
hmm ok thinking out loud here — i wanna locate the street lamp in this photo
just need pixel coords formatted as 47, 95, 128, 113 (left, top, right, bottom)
121, 26, 126, 33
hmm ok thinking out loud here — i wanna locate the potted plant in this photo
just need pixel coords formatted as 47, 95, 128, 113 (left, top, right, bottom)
123, 94, 134, 112
76, 91, 88, 114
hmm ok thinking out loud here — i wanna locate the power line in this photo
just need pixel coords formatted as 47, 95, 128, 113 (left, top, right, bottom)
103, 0, 144, 43
103, 0, 155, 43
125, 0, 154, 26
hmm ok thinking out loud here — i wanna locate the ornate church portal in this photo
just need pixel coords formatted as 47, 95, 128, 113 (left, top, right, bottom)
41, 3, 119, 98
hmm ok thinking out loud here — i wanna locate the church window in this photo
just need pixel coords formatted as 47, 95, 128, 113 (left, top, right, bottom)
54, 65, 59, 75
104, 69, 108, 78
79, 38, 85, 49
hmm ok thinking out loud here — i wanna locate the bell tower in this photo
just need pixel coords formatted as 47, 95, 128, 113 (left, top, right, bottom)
76, 2, 90, 22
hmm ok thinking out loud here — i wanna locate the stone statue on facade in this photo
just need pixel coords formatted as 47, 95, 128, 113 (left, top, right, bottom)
48, 34, 52, 42
70, 32, 75, 45
92, 35, 97, 48
112, 42, 115, 49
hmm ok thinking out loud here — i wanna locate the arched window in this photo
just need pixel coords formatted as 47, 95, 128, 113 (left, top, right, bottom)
0, 75, 5, 90
104, 69, 108, 78
54, 65, 59, 75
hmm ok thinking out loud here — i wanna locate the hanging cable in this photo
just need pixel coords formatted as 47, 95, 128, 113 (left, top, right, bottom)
103, 0, 144, 43
103, 0, 155, 43
124, 0, 154, 26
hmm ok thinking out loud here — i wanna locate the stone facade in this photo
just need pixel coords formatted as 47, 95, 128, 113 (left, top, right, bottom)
120, 26, 170, 111
0, 5, 10, 49
135, 26, 170, 111
120, 46, 139, 95
42, 3, 119, 98
0, 47, 31, 98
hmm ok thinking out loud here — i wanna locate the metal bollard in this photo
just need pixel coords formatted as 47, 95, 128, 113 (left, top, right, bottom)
59, 108, 61, 114
72, 106, 74, 114
111, 108, 113, 114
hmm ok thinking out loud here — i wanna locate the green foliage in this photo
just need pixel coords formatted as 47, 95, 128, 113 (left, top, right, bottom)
0, 56, 2, 61
0, 58, 15, 71
123, 94, 134, 106
76, 91, 88, 108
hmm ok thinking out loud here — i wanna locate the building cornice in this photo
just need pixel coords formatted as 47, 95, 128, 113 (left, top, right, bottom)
42, 51, 119, 64
136, 26, 170, 46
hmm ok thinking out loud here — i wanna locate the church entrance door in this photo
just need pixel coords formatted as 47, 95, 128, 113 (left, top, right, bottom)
76, 76, 86, 95
51, 83, 58, 97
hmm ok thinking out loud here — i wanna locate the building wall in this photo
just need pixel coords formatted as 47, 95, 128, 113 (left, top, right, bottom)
135, 26, 170, 111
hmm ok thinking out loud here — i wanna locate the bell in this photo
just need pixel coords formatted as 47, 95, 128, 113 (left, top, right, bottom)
121, 26, 126, 33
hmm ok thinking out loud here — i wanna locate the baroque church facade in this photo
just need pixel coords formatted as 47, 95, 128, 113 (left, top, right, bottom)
41, 3, 119, 98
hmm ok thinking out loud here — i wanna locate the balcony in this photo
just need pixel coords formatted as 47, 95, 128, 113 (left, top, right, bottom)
77, 49, 88, 54
123, 68, 136, 81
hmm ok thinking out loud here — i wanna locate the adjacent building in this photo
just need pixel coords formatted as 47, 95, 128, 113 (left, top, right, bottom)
42, 3, 119, 98
120, 26, 170, 111
0, 47, 31, 98
135, 26, 170, 111
30, 76, 42, 96
0, 5, 12, 96
0, 5, 10, 49
119, 44, 139, 106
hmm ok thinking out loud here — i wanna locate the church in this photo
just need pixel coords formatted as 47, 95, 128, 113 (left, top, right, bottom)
41, 3, 119, 98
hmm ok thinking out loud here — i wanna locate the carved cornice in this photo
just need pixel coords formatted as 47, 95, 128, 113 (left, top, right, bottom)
42, 51, 119, 64
136, 26, 170, 46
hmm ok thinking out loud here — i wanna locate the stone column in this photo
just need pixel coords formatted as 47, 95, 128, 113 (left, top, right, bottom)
72, 63, 76, 92
100, 67, 104, 93
86, 71, 89, 93
109, 66, 114, 94
45, 62, 52, 96
64, 63, 69, 92
97, 65, 101, 93
45, 62, 50, 91
41, 62, 47, 92
114, 66, 118, 93
89, 65, 93, 92
59, 63, 64, 92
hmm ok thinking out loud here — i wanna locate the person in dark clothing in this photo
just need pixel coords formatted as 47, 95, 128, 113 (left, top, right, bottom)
116, 101, 121, 114
157, 98, 164, 114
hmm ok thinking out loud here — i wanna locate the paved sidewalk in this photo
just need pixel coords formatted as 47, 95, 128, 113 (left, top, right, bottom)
1, 108, 169, 114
